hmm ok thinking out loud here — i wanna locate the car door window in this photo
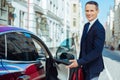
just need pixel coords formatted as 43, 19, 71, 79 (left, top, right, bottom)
0, 34, 5, 59
6, 32, 46, 61
32, 37, 47, 59
56, 38, 77, 60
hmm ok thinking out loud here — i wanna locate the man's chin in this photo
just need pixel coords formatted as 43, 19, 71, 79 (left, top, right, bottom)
88, 19, 93, 22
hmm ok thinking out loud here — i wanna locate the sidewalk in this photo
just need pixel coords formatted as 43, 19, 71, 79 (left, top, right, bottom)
101, 49, 120, 80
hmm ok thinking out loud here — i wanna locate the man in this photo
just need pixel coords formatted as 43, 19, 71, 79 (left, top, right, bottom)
66, 1, 105, 80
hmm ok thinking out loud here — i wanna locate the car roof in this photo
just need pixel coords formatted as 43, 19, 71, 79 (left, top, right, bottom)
0, 25, 31, 34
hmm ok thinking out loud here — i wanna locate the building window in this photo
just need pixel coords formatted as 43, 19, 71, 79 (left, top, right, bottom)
73, 18, 76, 27
8, 12, 14, 25
19, 11, 25, 27
8, 4, 15, 26
1, 0, 5, 7
73, 4, 76, 13
50, 1, 52, 11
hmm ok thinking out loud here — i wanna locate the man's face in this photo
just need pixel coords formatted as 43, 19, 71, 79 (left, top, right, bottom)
85, 4, 99, 22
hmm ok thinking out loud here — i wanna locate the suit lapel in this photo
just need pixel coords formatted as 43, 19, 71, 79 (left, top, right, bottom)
87, 20, 98, 35
81, 23, 89, 43
81, 20, 99, 43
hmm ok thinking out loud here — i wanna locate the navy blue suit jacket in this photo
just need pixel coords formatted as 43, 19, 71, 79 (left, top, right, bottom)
77, 19, 105, 75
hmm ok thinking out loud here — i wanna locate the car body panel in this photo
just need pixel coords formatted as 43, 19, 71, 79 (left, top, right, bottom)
0, 61, 45, 79
0, 26, 47, 80
0, 26, 77, 80
0, 26, 29, 33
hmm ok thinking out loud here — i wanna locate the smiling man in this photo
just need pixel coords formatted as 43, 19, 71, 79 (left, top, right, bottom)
66, 1, 105, 80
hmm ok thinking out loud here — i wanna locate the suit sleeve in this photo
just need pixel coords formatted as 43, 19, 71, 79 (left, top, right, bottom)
77, 25, 105, 65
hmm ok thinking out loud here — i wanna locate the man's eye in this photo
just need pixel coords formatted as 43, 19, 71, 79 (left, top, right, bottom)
86, 10, 89, 12
90, 10, 94, 12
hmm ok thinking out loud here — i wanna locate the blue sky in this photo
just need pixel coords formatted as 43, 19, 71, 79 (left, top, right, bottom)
81, 0, 114, 25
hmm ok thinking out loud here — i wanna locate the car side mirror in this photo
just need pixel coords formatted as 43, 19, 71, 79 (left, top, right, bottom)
54, 52, 74, 65
60, 52, 74, 60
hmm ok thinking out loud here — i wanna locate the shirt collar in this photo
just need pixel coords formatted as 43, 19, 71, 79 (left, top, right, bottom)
89, 18, 98, 26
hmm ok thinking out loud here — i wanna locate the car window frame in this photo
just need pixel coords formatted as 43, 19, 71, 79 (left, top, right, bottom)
0, 31, 53, 63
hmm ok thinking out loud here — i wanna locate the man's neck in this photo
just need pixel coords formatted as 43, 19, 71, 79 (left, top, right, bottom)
89, 18, 97, 24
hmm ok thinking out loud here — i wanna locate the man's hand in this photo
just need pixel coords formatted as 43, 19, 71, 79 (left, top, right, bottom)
66, 59, 78, 68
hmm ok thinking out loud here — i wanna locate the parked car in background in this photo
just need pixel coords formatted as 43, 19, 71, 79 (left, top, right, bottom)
0, 25, 77, 80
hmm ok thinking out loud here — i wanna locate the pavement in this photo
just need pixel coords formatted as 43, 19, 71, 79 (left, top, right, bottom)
99, 49, 120, 80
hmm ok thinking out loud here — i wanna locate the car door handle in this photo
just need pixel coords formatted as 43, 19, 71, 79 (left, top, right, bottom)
17, 75, 30, 80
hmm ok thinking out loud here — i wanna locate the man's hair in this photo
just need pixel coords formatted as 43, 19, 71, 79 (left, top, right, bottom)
85, 1, 99, 10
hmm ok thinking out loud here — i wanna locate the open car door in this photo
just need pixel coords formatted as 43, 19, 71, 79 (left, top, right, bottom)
53, 38, 77, 80
54, 38, 77, 65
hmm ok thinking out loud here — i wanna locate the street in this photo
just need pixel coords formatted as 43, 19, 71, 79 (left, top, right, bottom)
58, 48, 120, 80
99, 49, 120, 80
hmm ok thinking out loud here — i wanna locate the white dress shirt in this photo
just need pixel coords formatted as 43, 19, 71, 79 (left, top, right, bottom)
88, 18, 98, 32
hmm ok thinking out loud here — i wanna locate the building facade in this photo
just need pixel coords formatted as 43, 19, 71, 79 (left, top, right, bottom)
70, 0, 83, 57
0, 0, 83, 49
106, 8, 114, 48
113, 0, 120, 49
106, 0, 120, 50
